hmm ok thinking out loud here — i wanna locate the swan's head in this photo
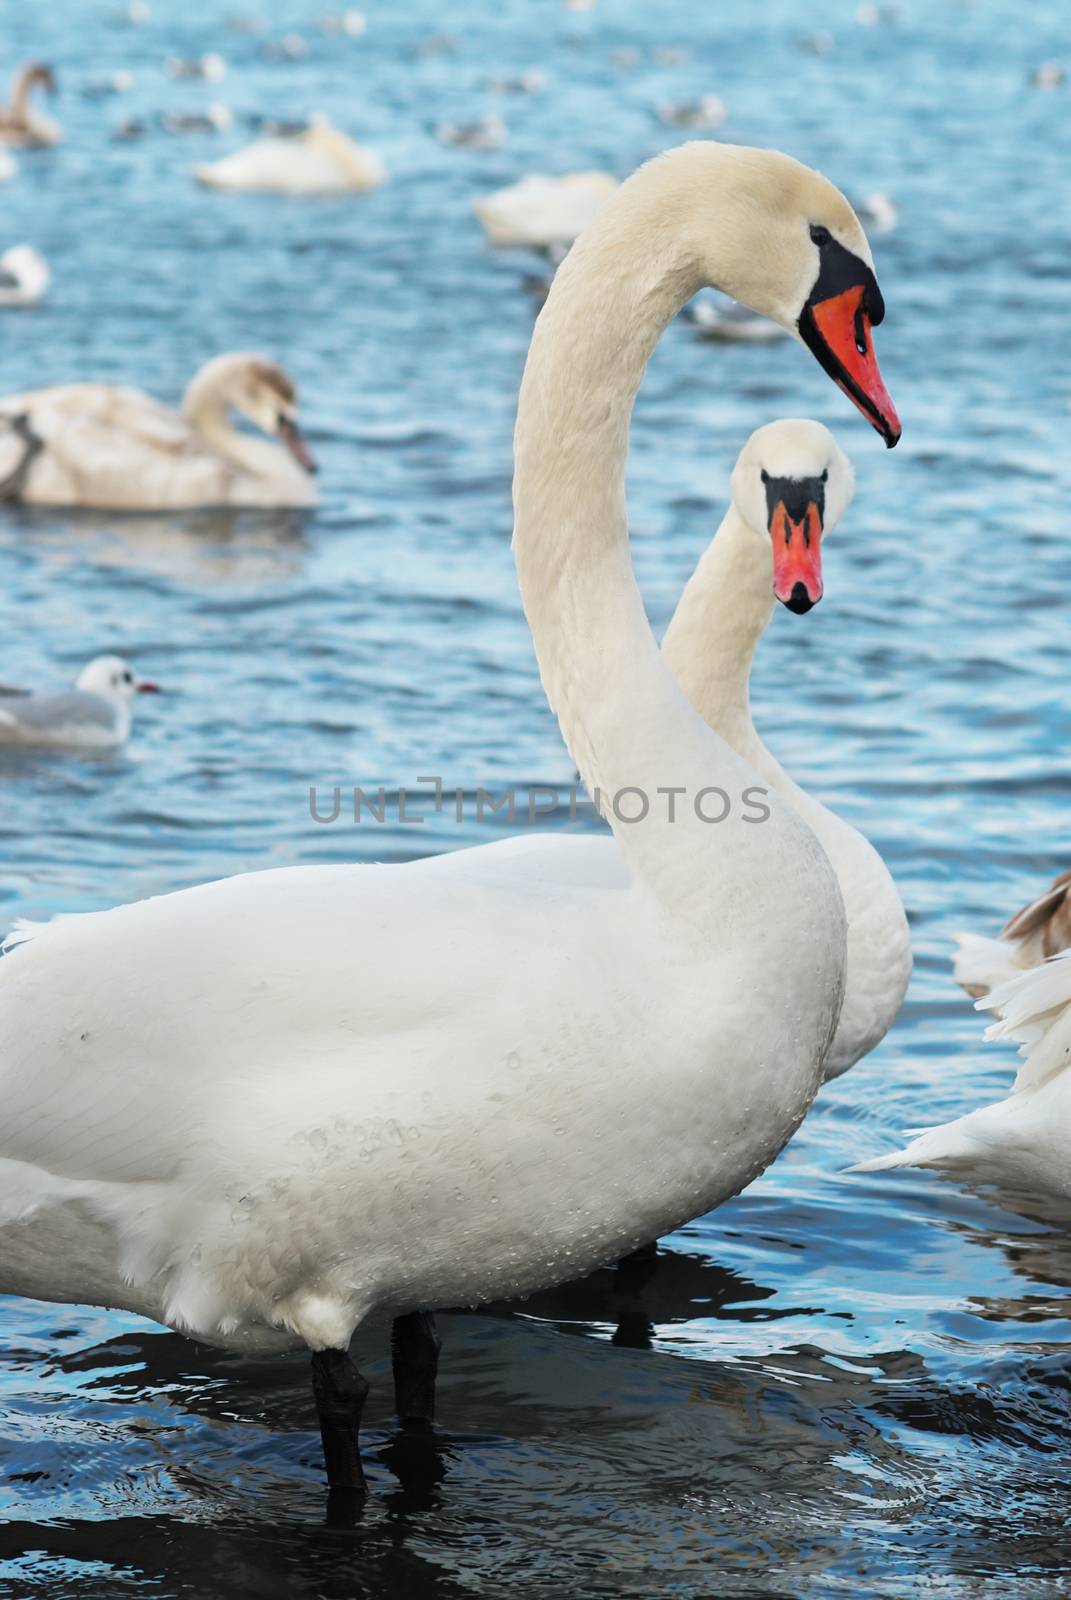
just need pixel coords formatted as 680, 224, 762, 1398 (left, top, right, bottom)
76, 655, 160, 702
645, 144, 900, 448
731, 419, 853, 615
191, 353, 317, 474
20, 63, 57, 96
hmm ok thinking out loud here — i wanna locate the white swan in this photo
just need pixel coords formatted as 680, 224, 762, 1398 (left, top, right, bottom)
194, 117, 385, 194
493, 419, 910, 1078
0, 142, 900, 1490
0, 245, 49, 307
0, 352, 318, 510
953, 870, 1071, 1001
853, 951, 1071, 1200
474, 171, 619, 250
688, 293, 786, 344
0, 149, 15, 183
0, 656, 159, 752
0, 63, 62, 148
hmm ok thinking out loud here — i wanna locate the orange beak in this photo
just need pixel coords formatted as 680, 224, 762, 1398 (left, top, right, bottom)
807, 284, 901, 447
767, 491, 824, 614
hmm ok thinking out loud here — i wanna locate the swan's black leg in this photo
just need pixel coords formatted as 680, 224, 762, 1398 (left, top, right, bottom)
0, 413, 43, 501
311, 1347, 370, 1492
391, 1311, 441, 1428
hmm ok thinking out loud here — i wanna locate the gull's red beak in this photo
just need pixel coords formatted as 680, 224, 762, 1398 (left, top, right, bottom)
799, 232, 901, 448
137, 680, 160, 694
766, 473, 826, 614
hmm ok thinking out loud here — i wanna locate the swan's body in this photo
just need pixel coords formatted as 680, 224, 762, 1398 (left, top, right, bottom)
474, 172, 619, 249
854, 951, 1071, 1201
194, 120, 385, 194
0, 656, 158, 752
0, 352, 317, 510
0, 64, 61, 148
953, 870, 1071, 1003
0, 142, 900, 1483
0, 245, 49, 307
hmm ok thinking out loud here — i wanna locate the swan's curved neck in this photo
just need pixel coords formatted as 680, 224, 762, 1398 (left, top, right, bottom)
512, 164, 798, 919
661, 506, 774, 759
182, 376, 272, 478
11, 71, 49, 137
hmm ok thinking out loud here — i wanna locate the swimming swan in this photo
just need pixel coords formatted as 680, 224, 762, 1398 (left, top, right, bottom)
194, 118, 385, 194
0, 142, 900, 1493
0, 63, 62, 148
0, 352, 317, 509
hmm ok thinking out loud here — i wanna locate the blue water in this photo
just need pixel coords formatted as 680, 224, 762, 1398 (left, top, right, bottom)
1, 0, 1070, 1593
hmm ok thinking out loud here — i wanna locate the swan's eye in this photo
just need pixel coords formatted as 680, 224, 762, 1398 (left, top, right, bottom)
820, 468, 829, 483
760, 468, 769, 484
809, 224, 832, 248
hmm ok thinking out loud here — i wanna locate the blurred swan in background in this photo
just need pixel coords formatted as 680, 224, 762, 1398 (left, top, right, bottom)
0, 352, 318, 509
688, 293, 786, 343
194, 117, 385, 193
0, 63, 62, 147
855, 191, 898, 235
0, 655, 158, 752
0, 246, 50, 307
953, 869, 1071, 1003
475, 170, 618, 249
0, 149, 17, 183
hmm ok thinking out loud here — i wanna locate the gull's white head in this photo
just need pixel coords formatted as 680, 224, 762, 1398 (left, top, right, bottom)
730, 419, 854, 615
76, 655, 160, 702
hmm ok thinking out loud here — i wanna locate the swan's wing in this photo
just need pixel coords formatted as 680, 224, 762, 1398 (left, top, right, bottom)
982, 948, 1071, 1093
0, 857, 623, 1192
415, 830, 625, 891
0, 385, 226, 507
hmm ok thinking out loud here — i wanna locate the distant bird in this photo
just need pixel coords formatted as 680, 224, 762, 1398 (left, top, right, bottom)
194, 117, 385, 194
0, 149, 16, 183
0, 352, 318, 510
656, 94, 726, 130
0, 656, 159, 753
487, 70, 544, 94
114, 0, 151, 21
317, 10, 366, 35
1031, 62, 1065, 90
262, 33, 308, 61
435, 113, 505, 150
0, 64, 62, 148
474, 171, 618, 250
687, 294, 785, 344
167, 53, 227, 82
81, 70, 136, 98
0, 246, 50, 307
163, 105, 233, 135
854, 191, 898, 235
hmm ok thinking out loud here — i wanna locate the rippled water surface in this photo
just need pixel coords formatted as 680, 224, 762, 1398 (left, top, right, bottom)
2, 0, 1071, 1593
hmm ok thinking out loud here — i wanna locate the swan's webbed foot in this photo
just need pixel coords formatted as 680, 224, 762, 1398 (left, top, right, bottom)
311, 1346, 370, 1492
391, 1310, 441, 1429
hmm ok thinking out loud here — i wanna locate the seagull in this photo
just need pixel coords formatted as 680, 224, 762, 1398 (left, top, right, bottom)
434, 113, 505, 149
0, 656, 159, 752
0, 246, 49, 307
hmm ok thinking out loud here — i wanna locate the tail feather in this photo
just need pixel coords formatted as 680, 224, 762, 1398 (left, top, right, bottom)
982, 948, 1071, 1093
849, 1119, 983, 1175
